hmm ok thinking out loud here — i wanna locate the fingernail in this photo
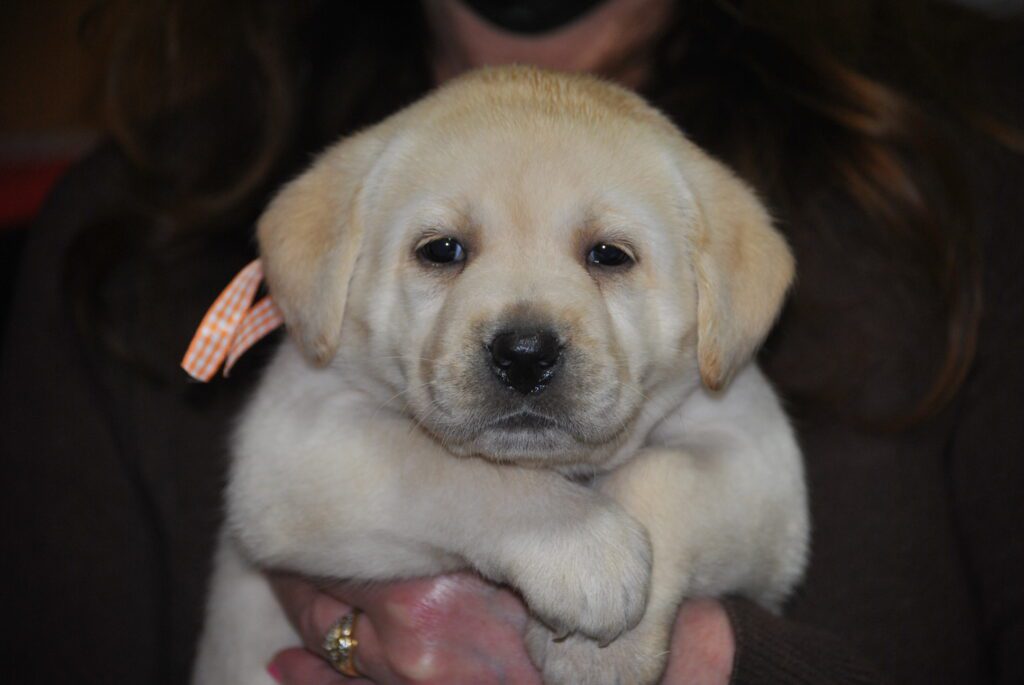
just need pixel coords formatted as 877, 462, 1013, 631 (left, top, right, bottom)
266, 662, 283, 683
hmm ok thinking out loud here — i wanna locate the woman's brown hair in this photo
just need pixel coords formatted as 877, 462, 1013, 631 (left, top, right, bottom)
75, 0, 1021, 426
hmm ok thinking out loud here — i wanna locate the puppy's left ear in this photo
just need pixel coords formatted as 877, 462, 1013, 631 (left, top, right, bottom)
257, 130, 386, 365
689, 161, 795, 391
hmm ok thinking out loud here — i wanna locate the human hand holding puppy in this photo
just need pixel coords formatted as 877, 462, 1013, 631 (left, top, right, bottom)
266, 573, 733, 685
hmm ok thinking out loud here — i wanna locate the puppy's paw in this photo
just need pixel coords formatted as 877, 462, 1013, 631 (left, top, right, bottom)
507, 503, 652, 643
525, 618, 669, 685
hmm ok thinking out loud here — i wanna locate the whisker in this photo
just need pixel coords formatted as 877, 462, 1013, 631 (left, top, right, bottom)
368, 380, 432, 420
618, 381, 650, 403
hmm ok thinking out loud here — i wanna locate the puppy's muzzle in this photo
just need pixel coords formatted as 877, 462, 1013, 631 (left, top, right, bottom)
487, 330, 561, 395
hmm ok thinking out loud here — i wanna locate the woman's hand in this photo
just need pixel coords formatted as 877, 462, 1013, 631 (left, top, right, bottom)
267, 573, 733, 685
267, 571, 543, 685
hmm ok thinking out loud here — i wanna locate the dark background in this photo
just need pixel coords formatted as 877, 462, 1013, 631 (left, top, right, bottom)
0, 0, 104, 342
1, 0, 1020, 341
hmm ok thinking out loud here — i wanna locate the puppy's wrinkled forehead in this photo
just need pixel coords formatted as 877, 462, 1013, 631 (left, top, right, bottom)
371, 88, 685, 245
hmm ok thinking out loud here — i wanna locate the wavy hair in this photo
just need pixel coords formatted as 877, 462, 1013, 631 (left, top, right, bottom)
75, 0, 1021, 426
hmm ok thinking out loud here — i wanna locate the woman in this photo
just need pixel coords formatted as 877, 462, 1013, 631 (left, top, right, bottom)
2, 1, 1021, 683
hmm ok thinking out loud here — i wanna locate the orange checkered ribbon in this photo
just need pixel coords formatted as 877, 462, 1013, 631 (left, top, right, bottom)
181, 259, 284, 381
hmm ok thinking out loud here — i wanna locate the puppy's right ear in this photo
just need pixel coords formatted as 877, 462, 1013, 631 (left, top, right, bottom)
257, 131, 385, 365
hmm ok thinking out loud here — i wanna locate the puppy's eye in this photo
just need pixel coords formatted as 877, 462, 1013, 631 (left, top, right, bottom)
587, 243, 632, 267
418, 237, 466, 265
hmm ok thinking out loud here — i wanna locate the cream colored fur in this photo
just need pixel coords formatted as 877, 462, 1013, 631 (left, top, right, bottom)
192, 66, 808, 685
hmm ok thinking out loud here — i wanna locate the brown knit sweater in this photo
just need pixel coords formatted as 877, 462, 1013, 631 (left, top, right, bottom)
2, 138, 1022, 684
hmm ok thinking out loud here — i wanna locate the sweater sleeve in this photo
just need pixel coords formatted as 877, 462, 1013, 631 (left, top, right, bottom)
946, 145, 1024, 685
0, 147, 168, 683
722, 599, 892, 685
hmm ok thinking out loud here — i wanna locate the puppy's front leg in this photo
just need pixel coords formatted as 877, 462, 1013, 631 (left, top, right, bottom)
527, 448, 701, 685
528, 369, 809, 685
229, 407, 651, 643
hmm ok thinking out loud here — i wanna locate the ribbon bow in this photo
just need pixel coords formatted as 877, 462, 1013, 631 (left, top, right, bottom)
181, 259, 284, 381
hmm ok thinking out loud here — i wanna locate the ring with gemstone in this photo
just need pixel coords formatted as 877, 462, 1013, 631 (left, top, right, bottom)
323, 610, 361, 677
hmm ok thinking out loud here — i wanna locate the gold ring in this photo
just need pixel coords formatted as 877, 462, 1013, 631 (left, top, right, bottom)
323, 610, 361, 677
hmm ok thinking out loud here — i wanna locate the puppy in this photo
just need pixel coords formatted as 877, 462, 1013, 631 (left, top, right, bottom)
192, 66, 808, 685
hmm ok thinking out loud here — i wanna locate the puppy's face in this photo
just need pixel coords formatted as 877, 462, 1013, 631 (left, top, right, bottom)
353, 115, 697, 465
258, 68, 793, 469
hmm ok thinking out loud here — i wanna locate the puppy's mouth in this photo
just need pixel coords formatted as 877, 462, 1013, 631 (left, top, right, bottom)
413, 350, 636, 464
419, 395, 631, 466
487, 410, 561, 432
466, 409, 579, 464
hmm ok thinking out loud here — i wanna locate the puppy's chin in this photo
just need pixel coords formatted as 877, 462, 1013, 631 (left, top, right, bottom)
462, 424, 587, 465
417, 408, 630, 467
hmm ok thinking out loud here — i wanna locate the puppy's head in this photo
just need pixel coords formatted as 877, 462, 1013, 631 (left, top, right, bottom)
259, 67, 793, 468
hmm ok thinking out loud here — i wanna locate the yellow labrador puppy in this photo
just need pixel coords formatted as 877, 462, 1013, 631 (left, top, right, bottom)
193, 66, 808, 685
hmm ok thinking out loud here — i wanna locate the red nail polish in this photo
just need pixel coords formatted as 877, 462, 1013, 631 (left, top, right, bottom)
266, 662, 283, 683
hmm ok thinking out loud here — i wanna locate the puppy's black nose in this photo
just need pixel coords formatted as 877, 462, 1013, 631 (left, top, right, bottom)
488, 330, 561, 394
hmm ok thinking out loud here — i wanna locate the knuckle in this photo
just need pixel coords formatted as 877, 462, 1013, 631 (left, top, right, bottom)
386, 579, 467, 629
389, 645, 439, 683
